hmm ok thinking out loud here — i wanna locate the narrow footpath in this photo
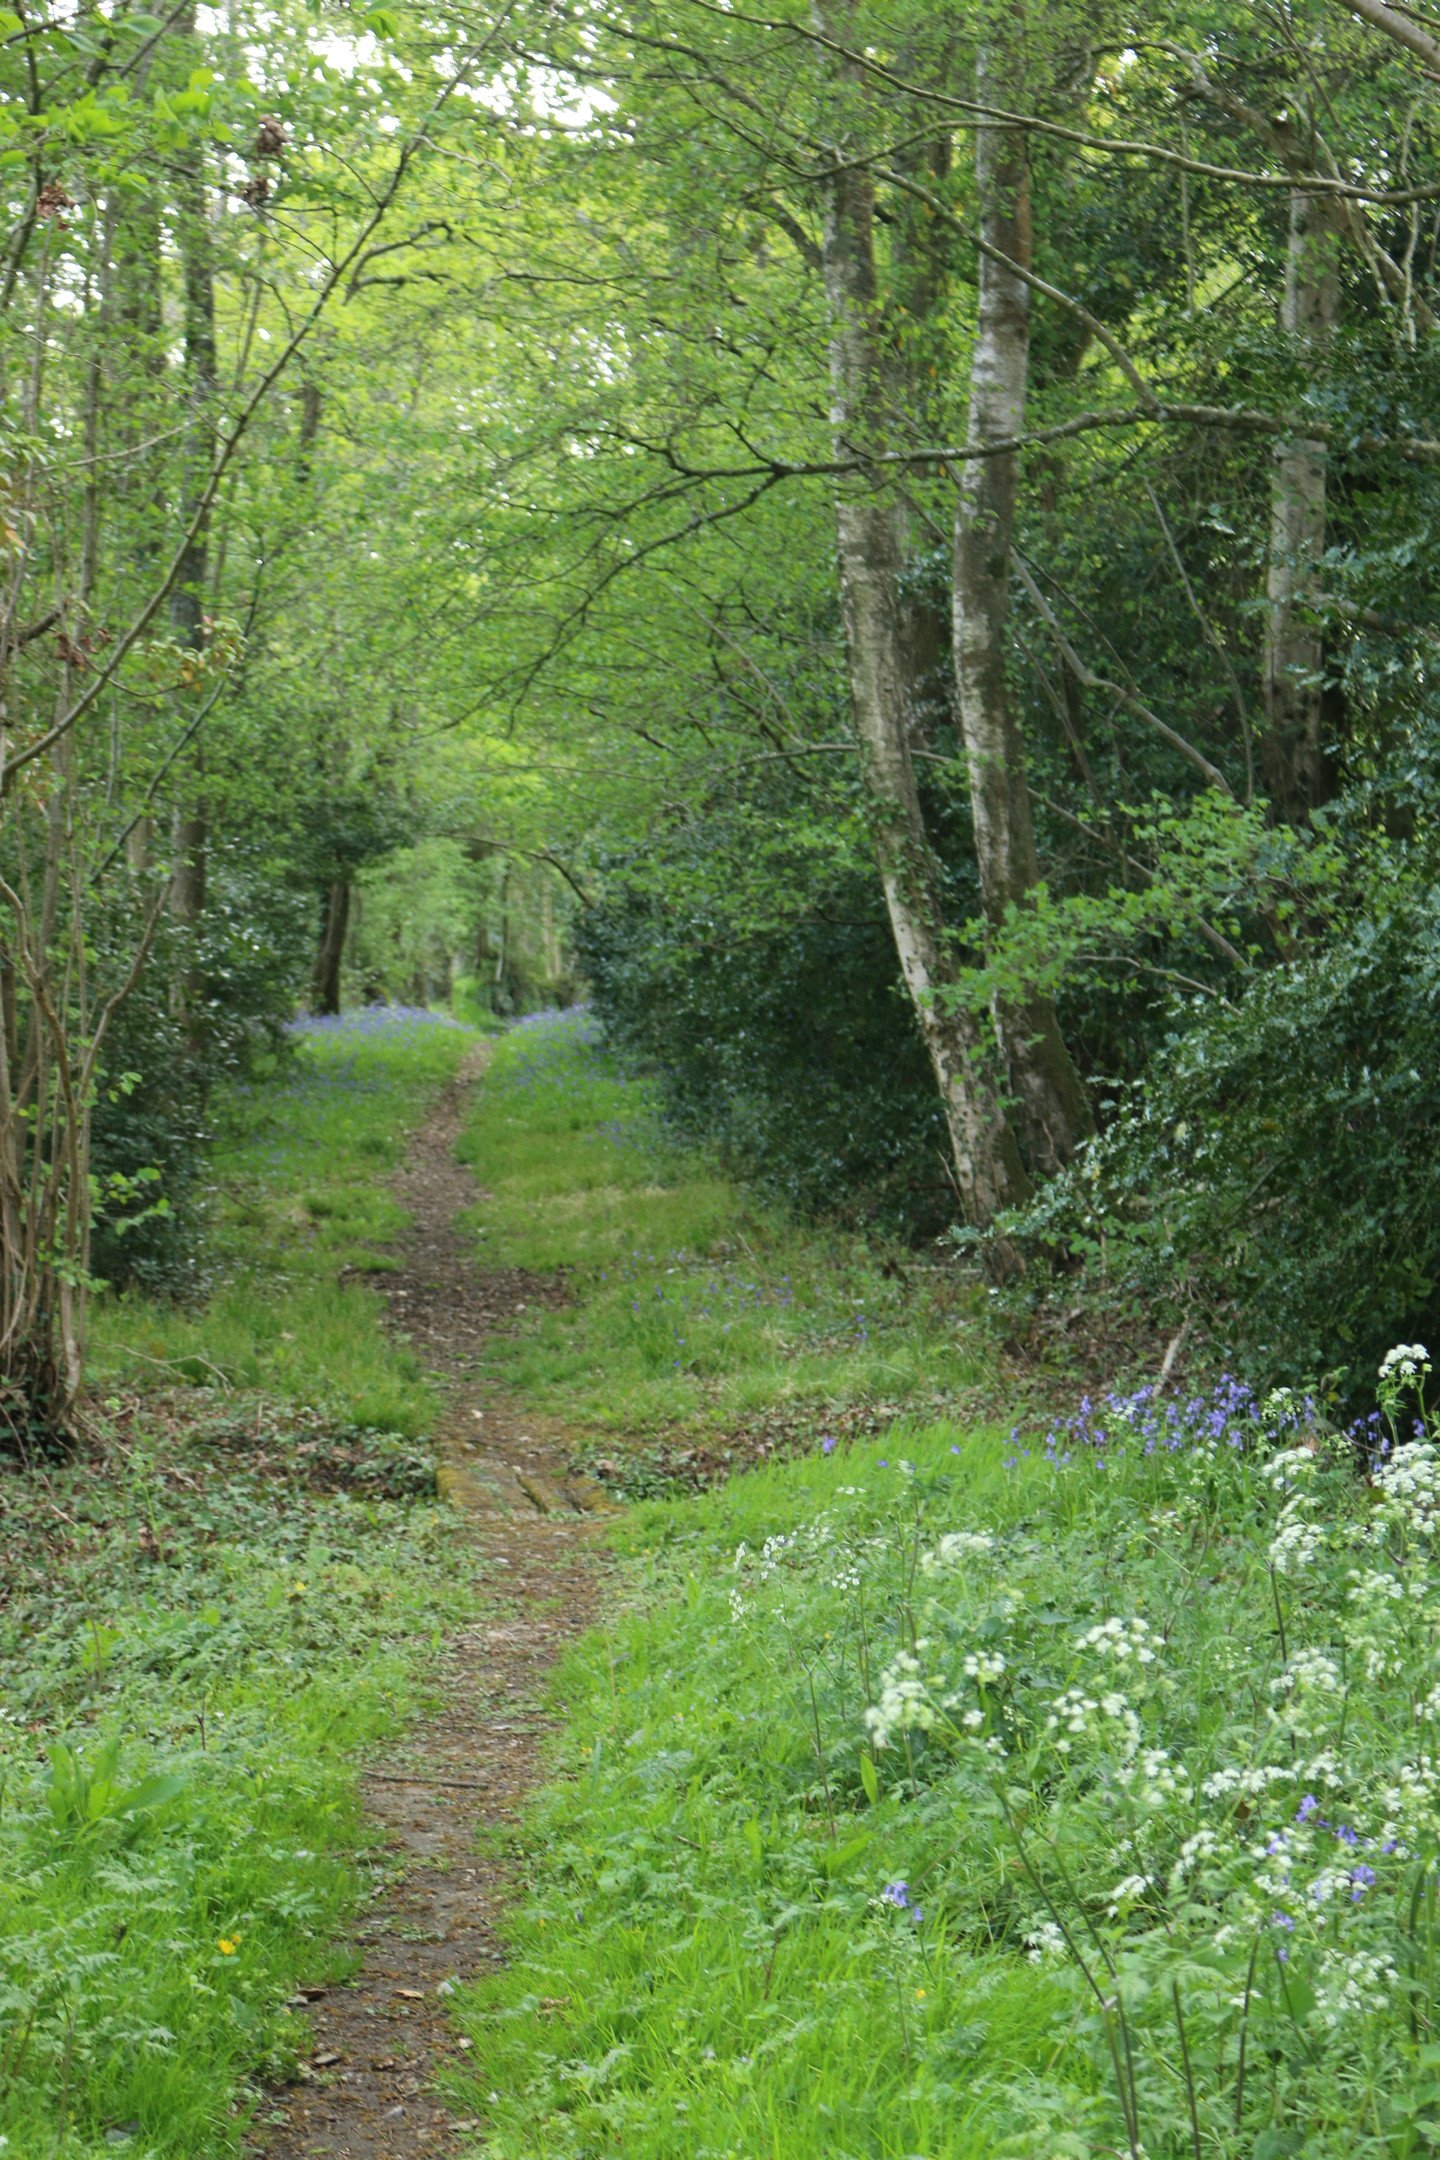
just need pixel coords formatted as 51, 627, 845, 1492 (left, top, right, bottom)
261, 1044, 611, 2160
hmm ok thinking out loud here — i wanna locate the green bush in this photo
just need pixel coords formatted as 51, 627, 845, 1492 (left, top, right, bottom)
1013, 890, 1440, 1389
577, 840, 954, 1234
90, 849, 311, 1293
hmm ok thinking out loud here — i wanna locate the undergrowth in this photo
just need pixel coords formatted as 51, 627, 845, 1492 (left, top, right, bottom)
449, 1014, 1440, 2159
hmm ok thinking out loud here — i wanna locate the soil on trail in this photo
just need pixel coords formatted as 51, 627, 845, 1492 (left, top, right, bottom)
258, 1042, 610, 2160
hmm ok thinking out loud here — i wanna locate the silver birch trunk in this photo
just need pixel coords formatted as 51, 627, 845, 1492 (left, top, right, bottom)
819, 149, 1030, 1236
952, 41, 1092, 1176
168, 11, 217, 1029
1262, 190, 1339, 822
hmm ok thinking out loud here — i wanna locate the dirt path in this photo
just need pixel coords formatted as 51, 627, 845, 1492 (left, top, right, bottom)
259, 1043, 609, 2160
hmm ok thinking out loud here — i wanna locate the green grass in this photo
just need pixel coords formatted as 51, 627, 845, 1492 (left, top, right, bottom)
90, 1008, 478, 1433
0, 1008, 482, 2159
448, 1013, 1440, 2159
457, 1010, 991, 1442
449, 1427, 1090, 2160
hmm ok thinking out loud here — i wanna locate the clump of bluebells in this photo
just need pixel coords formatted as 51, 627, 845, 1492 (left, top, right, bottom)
1009, 1371, 1315, 1471
724, 1343, 1440, 2155
287, 1002, 464, 1038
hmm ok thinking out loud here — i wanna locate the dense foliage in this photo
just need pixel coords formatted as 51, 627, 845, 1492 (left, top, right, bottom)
577, 847, 952, 1231
1019, 878, 1440, 1388
7, 0, 1440, 1399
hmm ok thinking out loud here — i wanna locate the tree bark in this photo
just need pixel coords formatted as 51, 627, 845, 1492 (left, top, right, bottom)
952, 37, 1092, 1176
312, 878, 350, 1016
888, 128, 957, 748
1262, 190, 1339, 823
817, 131, 1030, 1237
168, 9, 217, 988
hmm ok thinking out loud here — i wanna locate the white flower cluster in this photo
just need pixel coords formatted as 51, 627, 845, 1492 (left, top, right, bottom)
1344, 1566, 1421, 1681
1046, 1685, 1142, 1760
1377, 1755, 1440, 1844
1202, 1761, 1292, 1800
1265, 1444, 1321, 1493
1023, 1919, 1066, 1962
919, 1530, 997, 1576
1269, 1650, 1355, 1702
962, 1648, 1007, 1686
1074, 1614, 1160, 1665
1373, 1443, 1440, 1537
1106, 1871, 1153, 1916
730, 1511, 875, 1620
1380, 1342, 1432, 1383
864, 1636, 1008, 1751
864, 1650, 950, 1750
1316, 1947, 1397, 2028
1170, 1826, 1222, 1884
1268, 1496, 1326, 1575
1117, 1745, 1192, 1808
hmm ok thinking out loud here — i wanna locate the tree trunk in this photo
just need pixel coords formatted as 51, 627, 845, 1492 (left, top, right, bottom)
168, 9, 217, 1003
1262, 190, 1339, 822
312, 878, 350, 1016
817, 138, 1030, 1237
952, 38, 1092, 1176
888, 129, 957, 748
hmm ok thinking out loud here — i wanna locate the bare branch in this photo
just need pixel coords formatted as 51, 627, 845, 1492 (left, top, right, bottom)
1014, 558, 1234, 796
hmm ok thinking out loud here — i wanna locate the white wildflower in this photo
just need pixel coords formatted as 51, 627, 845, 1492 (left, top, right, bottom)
1269, 1499, 1325, 1575
962, 1649, 1007, 1686
1270, 1648, 1343, 1696
920, 1530, 997, 1574
1075, 1614, 1160, 1665
865, 1652, 938, 1750
1023, 1920, 1067, 1962
1265, 1445, 1321, 1492
1374, 1444, 1440, 1537
1315, 1947, 1397, 2027
1380, 1342, 1431, 1383
1107, 1872, 1152, 1916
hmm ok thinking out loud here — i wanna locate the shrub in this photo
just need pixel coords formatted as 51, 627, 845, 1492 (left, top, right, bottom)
1012, 893, 1440, 1391
90, 849, 311, 1292
577, 849, 953, 1234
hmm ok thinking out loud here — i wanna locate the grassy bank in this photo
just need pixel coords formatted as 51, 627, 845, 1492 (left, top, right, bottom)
0, 1009, 480, 2158
450, 1013, 1440, 2160
91, 1007, 478, 1432
457, 1008, 990, 1463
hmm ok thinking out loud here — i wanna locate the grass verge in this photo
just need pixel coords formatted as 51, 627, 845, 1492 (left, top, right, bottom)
1, 1008, 480, 2158
458, 1009, 991, 1469
91, 1006, 477, 1433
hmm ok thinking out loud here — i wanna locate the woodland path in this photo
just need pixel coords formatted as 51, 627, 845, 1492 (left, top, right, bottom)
259, 1043, 612, 2160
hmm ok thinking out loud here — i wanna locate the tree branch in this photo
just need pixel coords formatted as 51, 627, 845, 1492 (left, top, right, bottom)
1, 13, 519, 791
1333, 0, 1440, 75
